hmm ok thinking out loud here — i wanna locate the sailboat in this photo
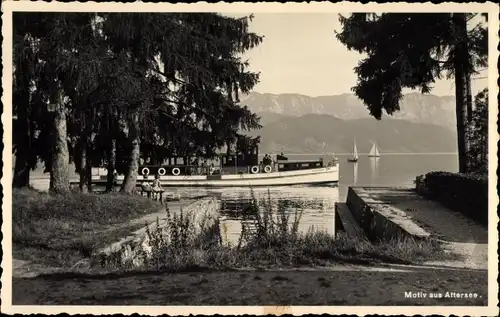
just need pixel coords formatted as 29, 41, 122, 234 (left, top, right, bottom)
368, 141, 381, 158
347, 139, 359, 162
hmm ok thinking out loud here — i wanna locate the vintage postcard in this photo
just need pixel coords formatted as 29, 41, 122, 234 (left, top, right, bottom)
1, 1, 498, 315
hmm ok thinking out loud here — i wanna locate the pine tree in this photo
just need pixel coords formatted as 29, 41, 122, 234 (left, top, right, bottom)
100, 13, 263, 192
12, 14, 38, 188
467, 88, 488, 173
336, 13, 488, 173
12, 13, 264, 193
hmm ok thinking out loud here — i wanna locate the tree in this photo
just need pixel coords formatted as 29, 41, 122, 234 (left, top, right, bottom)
467, 88, 488, 174
13, 13, 104, 193
12, 16, 38, 188
12, 13, 264, 194
336, 13, 488, 173
100, 13, 263, 192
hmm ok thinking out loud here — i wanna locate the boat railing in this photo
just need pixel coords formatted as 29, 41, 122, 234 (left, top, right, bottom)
93, 154, 335, 179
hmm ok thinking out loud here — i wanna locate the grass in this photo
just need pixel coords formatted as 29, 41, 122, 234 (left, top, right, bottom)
13, 187, 451, 274
100, 189, 450, 272
13, 187, 162, 268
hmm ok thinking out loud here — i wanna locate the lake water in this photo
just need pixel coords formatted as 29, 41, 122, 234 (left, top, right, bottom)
164, 153, 459, 245
26, 154, 458, 245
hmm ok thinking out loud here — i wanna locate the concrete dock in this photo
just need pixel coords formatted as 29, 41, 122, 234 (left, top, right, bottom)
338, 186, 488, 270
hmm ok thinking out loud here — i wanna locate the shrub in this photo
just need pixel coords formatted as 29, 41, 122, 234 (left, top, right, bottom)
416, 171, 488, 225
107, 189, 449, 271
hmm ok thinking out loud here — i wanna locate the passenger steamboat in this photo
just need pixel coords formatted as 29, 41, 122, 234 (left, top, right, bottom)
94, 145, 339, 187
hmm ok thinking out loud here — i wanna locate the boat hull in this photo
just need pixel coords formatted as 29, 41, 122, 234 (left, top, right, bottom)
113, 166, 339, 187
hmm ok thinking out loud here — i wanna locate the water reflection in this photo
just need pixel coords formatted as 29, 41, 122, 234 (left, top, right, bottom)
369, 157, 380, 181
169, 185, 339, 246
353, 162, 358, 185
219, 198, 256, 219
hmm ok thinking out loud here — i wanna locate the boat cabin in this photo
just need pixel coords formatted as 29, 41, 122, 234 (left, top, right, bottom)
220, 144, 259, 168
276, 159, 324, 172
138, 144, 329, 177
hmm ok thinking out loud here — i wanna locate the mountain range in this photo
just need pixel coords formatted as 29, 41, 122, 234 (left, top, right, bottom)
240, 92, 458, 154
241, 92, 457, 131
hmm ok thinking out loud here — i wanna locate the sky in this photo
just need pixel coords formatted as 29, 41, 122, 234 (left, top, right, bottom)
233, 13, 488, 97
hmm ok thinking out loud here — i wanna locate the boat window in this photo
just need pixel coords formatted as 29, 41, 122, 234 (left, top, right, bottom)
279, 164, 284, 168
302, 163, 309, 167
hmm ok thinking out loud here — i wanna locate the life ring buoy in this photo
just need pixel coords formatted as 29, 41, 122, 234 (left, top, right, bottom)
141, 167, 150, 176
251, 166, 259, 174
172, 167, 181, 176
158, 167, 166, 176
264, 165, 272, 173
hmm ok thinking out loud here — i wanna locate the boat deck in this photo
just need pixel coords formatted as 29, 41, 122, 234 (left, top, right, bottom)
81, 164, 339, 188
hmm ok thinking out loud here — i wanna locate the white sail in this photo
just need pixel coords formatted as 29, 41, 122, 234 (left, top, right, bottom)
369, 142, 380, 157
353, 140, 359, 159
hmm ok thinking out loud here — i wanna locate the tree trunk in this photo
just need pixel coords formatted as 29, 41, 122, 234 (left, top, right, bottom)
79, 139, 89, 193
12, 94, 32, 188
466, 76, 473, 123
86, 142, 93, 193
121, 113, 140, 193
13, 154, 31, 188
12, 113, 31, 188
49, 86, 70, 194
226, 140, 232, 156
454, 68, 469, 174
452, 13, 470, 174
86, 110, 97, 193
106, 138, 117, 192
78, 112, 94, 193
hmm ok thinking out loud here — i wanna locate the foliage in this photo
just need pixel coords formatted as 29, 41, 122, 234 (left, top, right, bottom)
336, 13, 488, 173
12, 12, 264, 190
13, 188, 450, 271
102, 190, 448, 272
417, 171, 488, 225
336, 13, 487, 119
467, 88, 488, 173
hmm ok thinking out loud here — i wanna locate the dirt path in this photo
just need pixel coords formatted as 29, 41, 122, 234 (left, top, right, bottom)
12, 268, 487, 305
351, 188, 489, 270
423, 241, 489, 270
12, 259, 63, 279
